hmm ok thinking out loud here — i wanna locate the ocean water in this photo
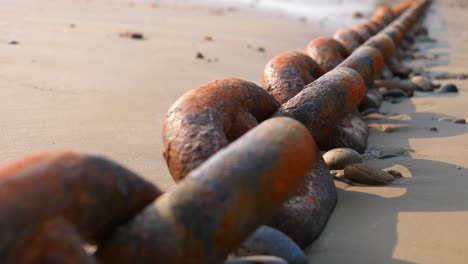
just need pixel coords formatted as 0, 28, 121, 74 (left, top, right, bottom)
158, 0, 391, 32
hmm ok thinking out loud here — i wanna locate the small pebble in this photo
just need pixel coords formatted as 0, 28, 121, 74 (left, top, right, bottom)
378, 153, 402, 159
323, 148, 363, 170
437, 117, 454, 122
344, 163, 394, 185
384, 169, 403, 178
8, 40, 18, 45
454, 118, 466, 124
383, 88, 407, 99
352, 11, 363, 19
330, 170, 345, 177
70, 23, 76, 28
382, 126, 396, 133
413, 25, 428, 36
411, 75, 433, 91
203, 35, 214, 41
428, 127, 438, 132
196, 52, 204, 59
457, 167, 462, 170
119, 31, 144, 40
257, 46, 266, 52
437, 83, 458, 93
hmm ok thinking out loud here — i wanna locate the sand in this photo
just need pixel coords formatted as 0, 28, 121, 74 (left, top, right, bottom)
306, 1, 468, 263
0, 0, 324, 190
1, 0, 467, 263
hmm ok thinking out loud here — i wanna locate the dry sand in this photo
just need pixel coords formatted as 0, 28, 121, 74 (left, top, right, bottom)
1, 0, 467, 263
0, 0, 323, 190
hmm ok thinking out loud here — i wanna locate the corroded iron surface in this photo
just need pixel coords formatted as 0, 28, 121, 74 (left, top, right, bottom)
96, 117, 317, 264
162, 78, 280, 182
4, 218, 96, 264
262, 51, 326, 104
333, 28, 365, 54
0, 151, 161, 245
305, 37, 350, 72
364, 33, 396, 59
351, 23, 375, 41
373, 6, 397, 24
277, 67, 366, 151
339, 46, 384, 84
269, 154, 337, 247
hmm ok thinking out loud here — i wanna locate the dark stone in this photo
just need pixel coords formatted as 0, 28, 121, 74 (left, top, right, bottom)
378, 153, 402, 159
411, 76, 433, 91
437, 117, 454, 122
323, 148, 363, 170
233, 226, 307, 264
352, 11, 363, 19
8, 40, 18, 45
196, 52, 204, 59
428, 127, 438, 132
454, 118, 466, 124
383, 88, 407, 99
438, 83, 459, 93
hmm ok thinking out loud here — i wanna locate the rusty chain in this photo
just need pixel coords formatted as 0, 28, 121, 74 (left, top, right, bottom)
0, 0, 429, 263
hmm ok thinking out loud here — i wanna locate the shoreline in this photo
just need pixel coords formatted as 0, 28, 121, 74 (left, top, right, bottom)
0, 0, 467, 263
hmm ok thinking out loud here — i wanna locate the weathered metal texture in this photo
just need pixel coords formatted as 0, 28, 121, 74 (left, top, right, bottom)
351, 23, 374, 41
269, 154, 337, 247
96, 117, 317, 264
372, 6, 397, 24
338, 46, 384, 85
276, 67, 366, 151
0, 151, 161, 246
4, 217, 96, 264
362, 20, 381, 35
364, 33, 396, 59
369, 19, 387, 32
329, 111, 369, 154
333, 28, 365, 54
262, 51, 326, 104
381, 26, 405, 45
305, 37, 350, 72
162, 78, 280, 182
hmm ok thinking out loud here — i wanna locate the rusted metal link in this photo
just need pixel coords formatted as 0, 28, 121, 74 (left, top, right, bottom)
0, 151, 160, 250
268, 155, 337, 247
338, 46, 384, 84
0, 0, 431, 262
333, 29, 365, 54
305, 37, 349, 72
276, 67, 366, 150
262, 51, 326, 104
5, 217, 96, 264
162, 78, 280, 182
363, 33, 395, 59
96, 117, 318, 264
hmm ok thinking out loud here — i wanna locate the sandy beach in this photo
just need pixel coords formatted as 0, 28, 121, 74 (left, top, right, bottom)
1, 0, 467, 263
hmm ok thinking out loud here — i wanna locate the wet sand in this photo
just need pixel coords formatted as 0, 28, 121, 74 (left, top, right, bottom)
1, 0, 467, 263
